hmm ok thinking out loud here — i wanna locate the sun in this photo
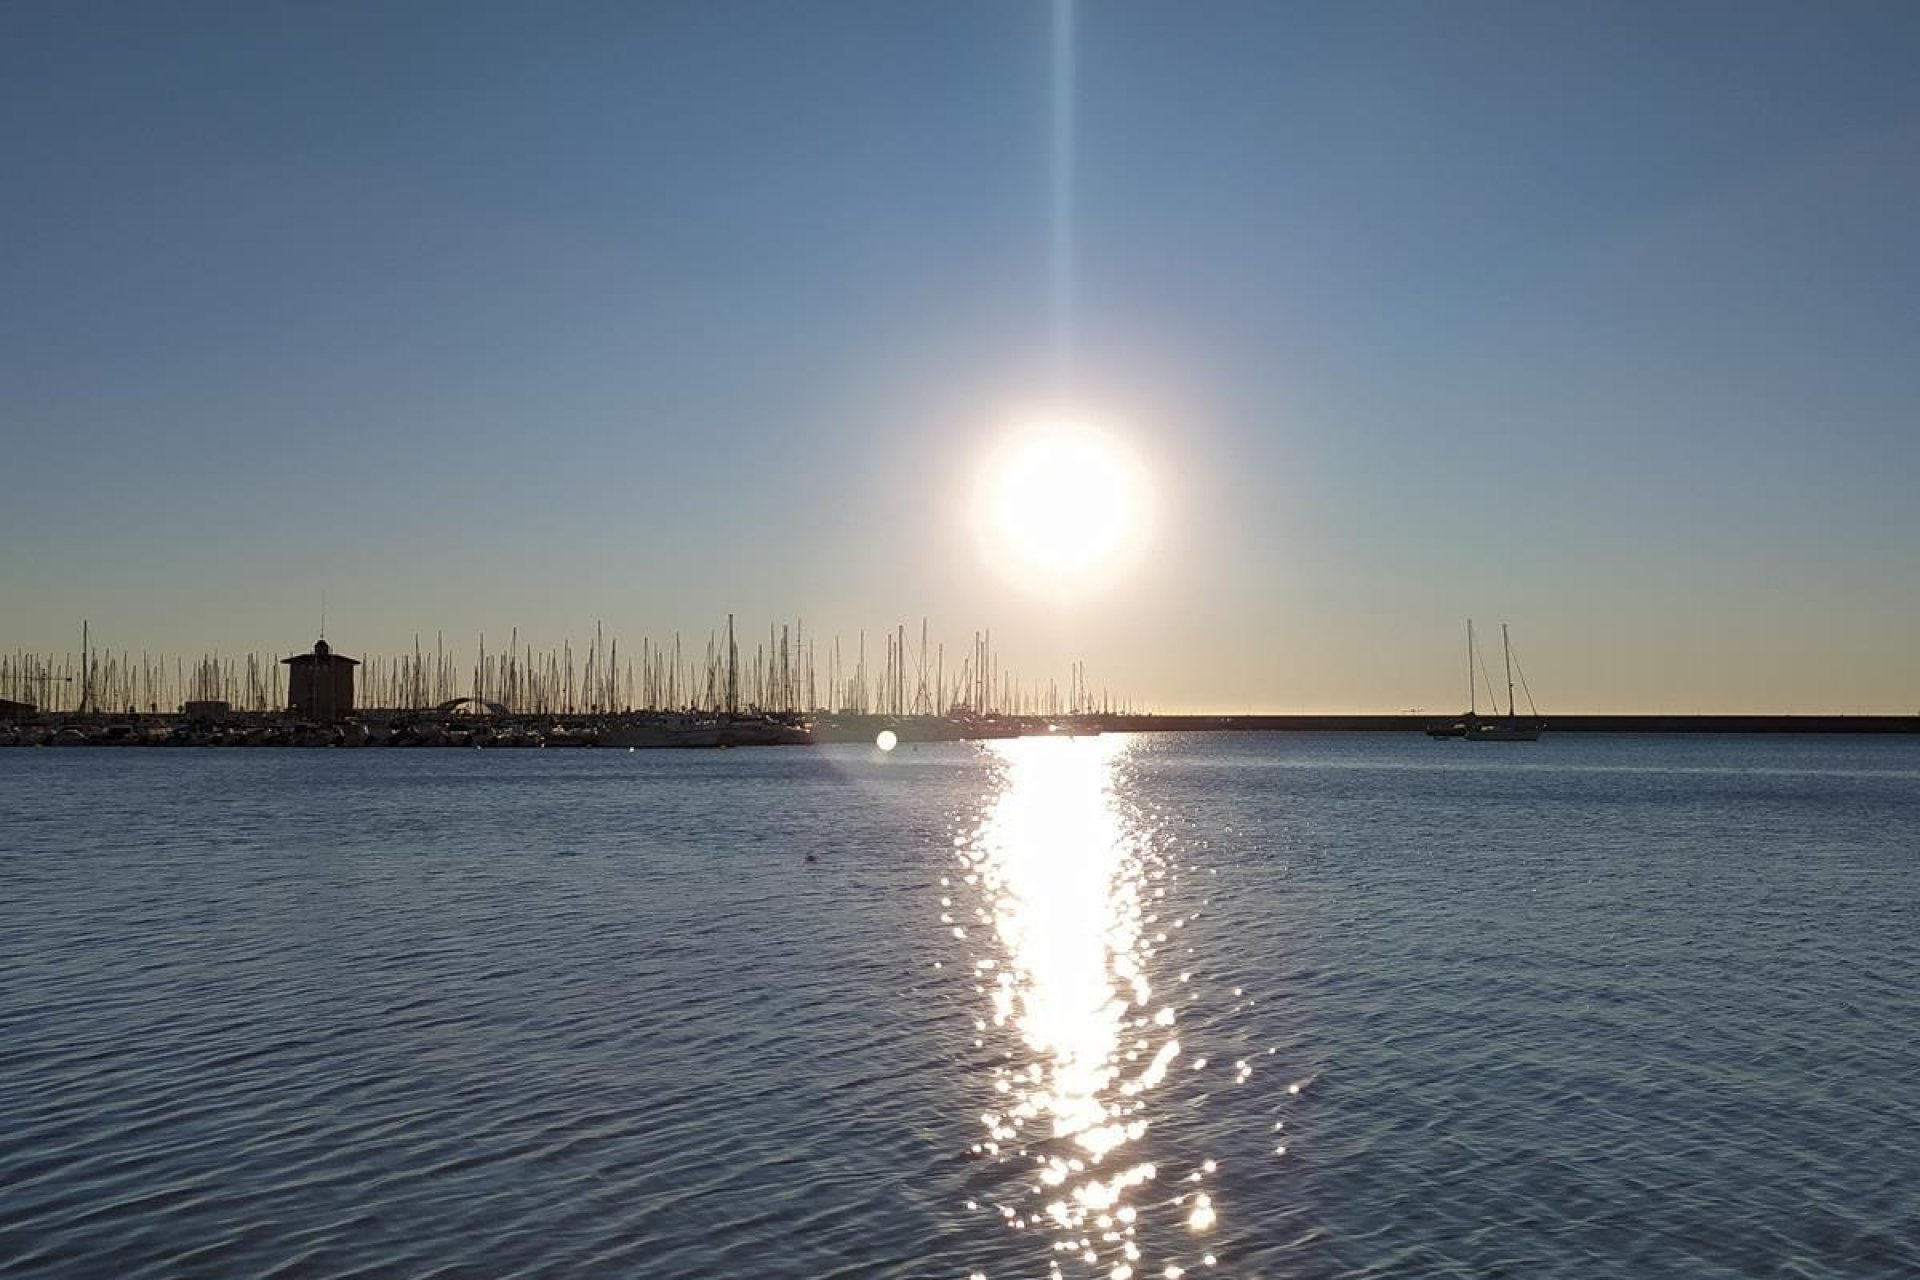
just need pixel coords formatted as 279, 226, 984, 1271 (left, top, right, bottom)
975, 420, 1151, 597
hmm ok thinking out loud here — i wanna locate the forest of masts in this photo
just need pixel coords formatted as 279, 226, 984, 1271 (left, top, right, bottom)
1, 618, 1129, 720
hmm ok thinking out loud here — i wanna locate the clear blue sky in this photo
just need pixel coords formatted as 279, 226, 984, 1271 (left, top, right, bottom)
4, 1, 1917, 711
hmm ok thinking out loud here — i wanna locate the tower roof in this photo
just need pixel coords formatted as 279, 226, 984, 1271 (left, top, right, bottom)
283, 638, 359, 666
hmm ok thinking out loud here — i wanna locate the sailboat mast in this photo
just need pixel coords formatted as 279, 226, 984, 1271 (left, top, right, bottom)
725, 614, 738, 717
1503, 622, 1515, 719
1467, 619, 1476, 715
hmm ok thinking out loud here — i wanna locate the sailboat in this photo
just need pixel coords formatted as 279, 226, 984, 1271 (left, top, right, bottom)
1426, 620, 1543, 741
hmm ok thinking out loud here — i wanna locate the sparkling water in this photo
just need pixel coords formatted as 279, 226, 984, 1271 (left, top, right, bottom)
3, 734, 1915, 1278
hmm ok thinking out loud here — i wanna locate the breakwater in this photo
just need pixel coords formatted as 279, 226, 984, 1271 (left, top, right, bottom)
4, 709, 1916, 748
1118, 713, 1920, 734
0, 709, 1083, 749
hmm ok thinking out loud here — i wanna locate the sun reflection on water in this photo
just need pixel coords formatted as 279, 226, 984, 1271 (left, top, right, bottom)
952, 735, 1215, 1276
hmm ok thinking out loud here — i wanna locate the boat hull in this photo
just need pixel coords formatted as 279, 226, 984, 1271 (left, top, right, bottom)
1466, 721, 1542, 742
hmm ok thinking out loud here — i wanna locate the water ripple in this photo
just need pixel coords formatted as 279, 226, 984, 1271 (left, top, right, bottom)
2, 736, 1918, 1277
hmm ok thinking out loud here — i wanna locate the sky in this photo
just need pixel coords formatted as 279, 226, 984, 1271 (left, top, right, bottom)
4, 0, 1918, 713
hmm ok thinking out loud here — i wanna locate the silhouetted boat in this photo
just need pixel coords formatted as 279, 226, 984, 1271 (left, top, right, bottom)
1468, 716, 1540, 742
595, 715, 723, 748
1429, 620, 1542, 741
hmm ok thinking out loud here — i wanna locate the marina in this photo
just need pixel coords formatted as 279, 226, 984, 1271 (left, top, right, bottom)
8, 620, 1916, 749
0, 618, 1136, 747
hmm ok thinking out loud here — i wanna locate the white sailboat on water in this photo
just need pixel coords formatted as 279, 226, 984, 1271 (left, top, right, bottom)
1426, 619, 1543, 741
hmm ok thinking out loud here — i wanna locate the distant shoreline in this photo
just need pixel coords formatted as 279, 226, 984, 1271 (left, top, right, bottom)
4, 710, 1918, 748
1116, 714, 1920, 735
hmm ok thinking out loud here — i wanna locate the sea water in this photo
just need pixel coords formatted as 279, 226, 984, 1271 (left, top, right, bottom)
2, 733, 1915, 1278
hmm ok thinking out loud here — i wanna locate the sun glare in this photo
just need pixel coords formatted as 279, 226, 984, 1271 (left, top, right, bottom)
976, 421, 1151, 597
948, 735, 1216, 1275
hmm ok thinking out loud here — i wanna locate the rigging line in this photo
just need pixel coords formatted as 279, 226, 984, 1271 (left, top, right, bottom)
1477, 645, 1504, 719
1510, 639, 1540, 717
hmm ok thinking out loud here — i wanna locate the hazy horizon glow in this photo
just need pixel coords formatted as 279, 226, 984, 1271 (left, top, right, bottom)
3, 3, 1918, 714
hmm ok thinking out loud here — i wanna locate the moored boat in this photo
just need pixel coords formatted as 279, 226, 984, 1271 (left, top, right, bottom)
1433, 621, 1544, 742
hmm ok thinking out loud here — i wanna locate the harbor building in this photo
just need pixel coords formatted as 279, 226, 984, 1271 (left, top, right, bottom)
283, 639, 358, 723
